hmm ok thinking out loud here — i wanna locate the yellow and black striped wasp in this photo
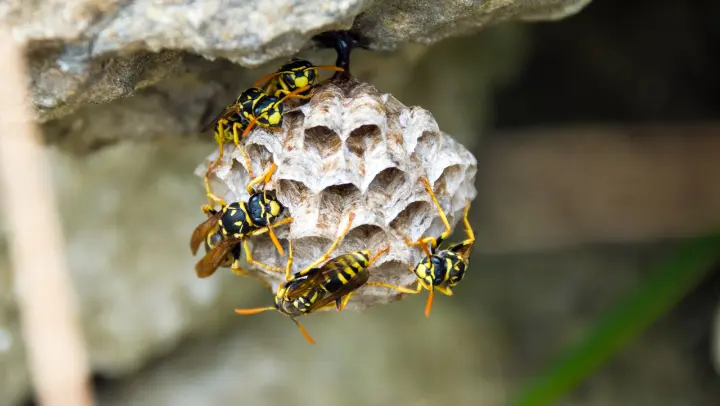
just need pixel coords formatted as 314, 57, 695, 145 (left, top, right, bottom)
200, 83, 313, 190
234, 213, 391, 344
252, 57, 344, 101
190, 165, 293, 278
376, 177, 475, 318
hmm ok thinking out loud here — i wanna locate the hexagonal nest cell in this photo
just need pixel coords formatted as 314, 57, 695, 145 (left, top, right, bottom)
195, 77, 478, 311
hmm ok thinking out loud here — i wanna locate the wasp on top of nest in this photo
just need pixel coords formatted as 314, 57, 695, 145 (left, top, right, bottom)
191, 30, 479, 344
198, 30, 361, 188
191, 30, 365, 275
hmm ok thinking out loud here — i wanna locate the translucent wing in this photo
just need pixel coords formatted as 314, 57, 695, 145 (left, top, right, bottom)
194, 236, 243, 278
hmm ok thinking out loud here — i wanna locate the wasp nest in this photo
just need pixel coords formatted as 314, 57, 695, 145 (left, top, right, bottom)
196, 78, 477, 311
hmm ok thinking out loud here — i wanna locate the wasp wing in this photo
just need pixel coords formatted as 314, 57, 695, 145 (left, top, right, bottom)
308, 269, 369, 313
194, 236, 243, 278
447, 241, 473, 259
306, 253, 371, 312
189, 210, 223, 255
200, 104, 242, 133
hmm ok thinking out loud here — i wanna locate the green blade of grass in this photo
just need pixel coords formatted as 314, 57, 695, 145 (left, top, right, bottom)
508, 233, 720, 406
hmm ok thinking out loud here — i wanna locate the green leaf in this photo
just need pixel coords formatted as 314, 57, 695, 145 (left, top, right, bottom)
508, 233, 720, 406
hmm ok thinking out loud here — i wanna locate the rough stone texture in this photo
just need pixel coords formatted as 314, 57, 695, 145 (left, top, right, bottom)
0, 142, 273, 406
198, 78, 478, 310
0, 0, 590, 123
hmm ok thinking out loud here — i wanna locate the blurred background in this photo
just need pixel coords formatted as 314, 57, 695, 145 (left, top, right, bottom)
2, 0, 720, 405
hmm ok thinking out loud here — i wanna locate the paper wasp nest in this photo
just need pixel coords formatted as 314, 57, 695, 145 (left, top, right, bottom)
196, 78, 477, 311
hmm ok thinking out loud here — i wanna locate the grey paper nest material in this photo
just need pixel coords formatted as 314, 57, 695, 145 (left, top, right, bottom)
195, 78, 477, 311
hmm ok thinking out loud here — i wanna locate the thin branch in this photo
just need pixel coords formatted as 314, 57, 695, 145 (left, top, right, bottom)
0, 31, 94, 406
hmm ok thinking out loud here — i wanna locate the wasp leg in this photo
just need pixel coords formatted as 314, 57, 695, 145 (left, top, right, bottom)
203, 123, 230, 208
367, 245, 391, 267
336, 293, 353, 311
209, 121, 227, 172
244, 216, 293, 258
419, 176, 452, 243
283, 240, 294, 281
460, 198, 475, 248
276, 85, 313, 104
203, 176, 227, 209
242, 240, 283, 273
243, 217, 293, 238
366, 278, 423, 295
246, 163, 278, 194
403, 235, 434, 258
294, 213, 355, 278
276, 89, 315, 100
435, 286, 453, 296
231, 122, 255, 179
229, 256, 250, 277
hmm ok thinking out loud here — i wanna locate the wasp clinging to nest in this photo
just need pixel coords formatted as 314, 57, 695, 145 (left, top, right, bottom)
190, 164, 293, 279
200, 82, 314, 197
374, 177, 475, 317
252, 57, 344, 101
234, 213, 391, 344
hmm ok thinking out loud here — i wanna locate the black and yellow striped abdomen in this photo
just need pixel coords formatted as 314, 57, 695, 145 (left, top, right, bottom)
317, 250, 371, 294
414, 250, 467, 288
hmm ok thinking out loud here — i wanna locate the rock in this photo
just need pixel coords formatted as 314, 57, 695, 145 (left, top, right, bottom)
0, 142, 284, 405
1, 0, 590, 124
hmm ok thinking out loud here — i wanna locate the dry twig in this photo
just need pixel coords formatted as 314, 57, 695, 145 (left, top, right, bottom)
0, 31, 94, 405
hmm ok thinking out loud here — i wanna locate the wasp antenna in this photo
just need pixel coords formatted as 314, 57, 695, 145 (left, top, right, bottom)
424, 286, 435, 318
291, 318, 316, 344
313, 64, 345, 73
253, 71, 283, 89
234, 306, 275, 315
240, 118, 259, 138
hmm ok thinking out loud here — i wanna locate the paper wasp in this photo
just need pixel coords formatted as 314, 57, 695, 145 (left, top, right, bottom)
234, 213, 391, 344
252, 57, 344, 101
190, 165, 292, 278
201, 84, 311, 187
375, 177, 475, 317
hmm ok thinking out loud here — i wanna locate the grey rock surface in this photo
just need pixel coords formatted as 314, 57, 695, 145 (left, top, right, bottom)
1, 0, 590, 123
0, 142, 272, 406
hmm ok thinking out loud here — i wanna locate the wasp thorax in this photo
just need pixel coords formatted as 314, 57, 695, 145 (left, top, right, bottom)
247, 191, 283, 227
199, 76, 478, 311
